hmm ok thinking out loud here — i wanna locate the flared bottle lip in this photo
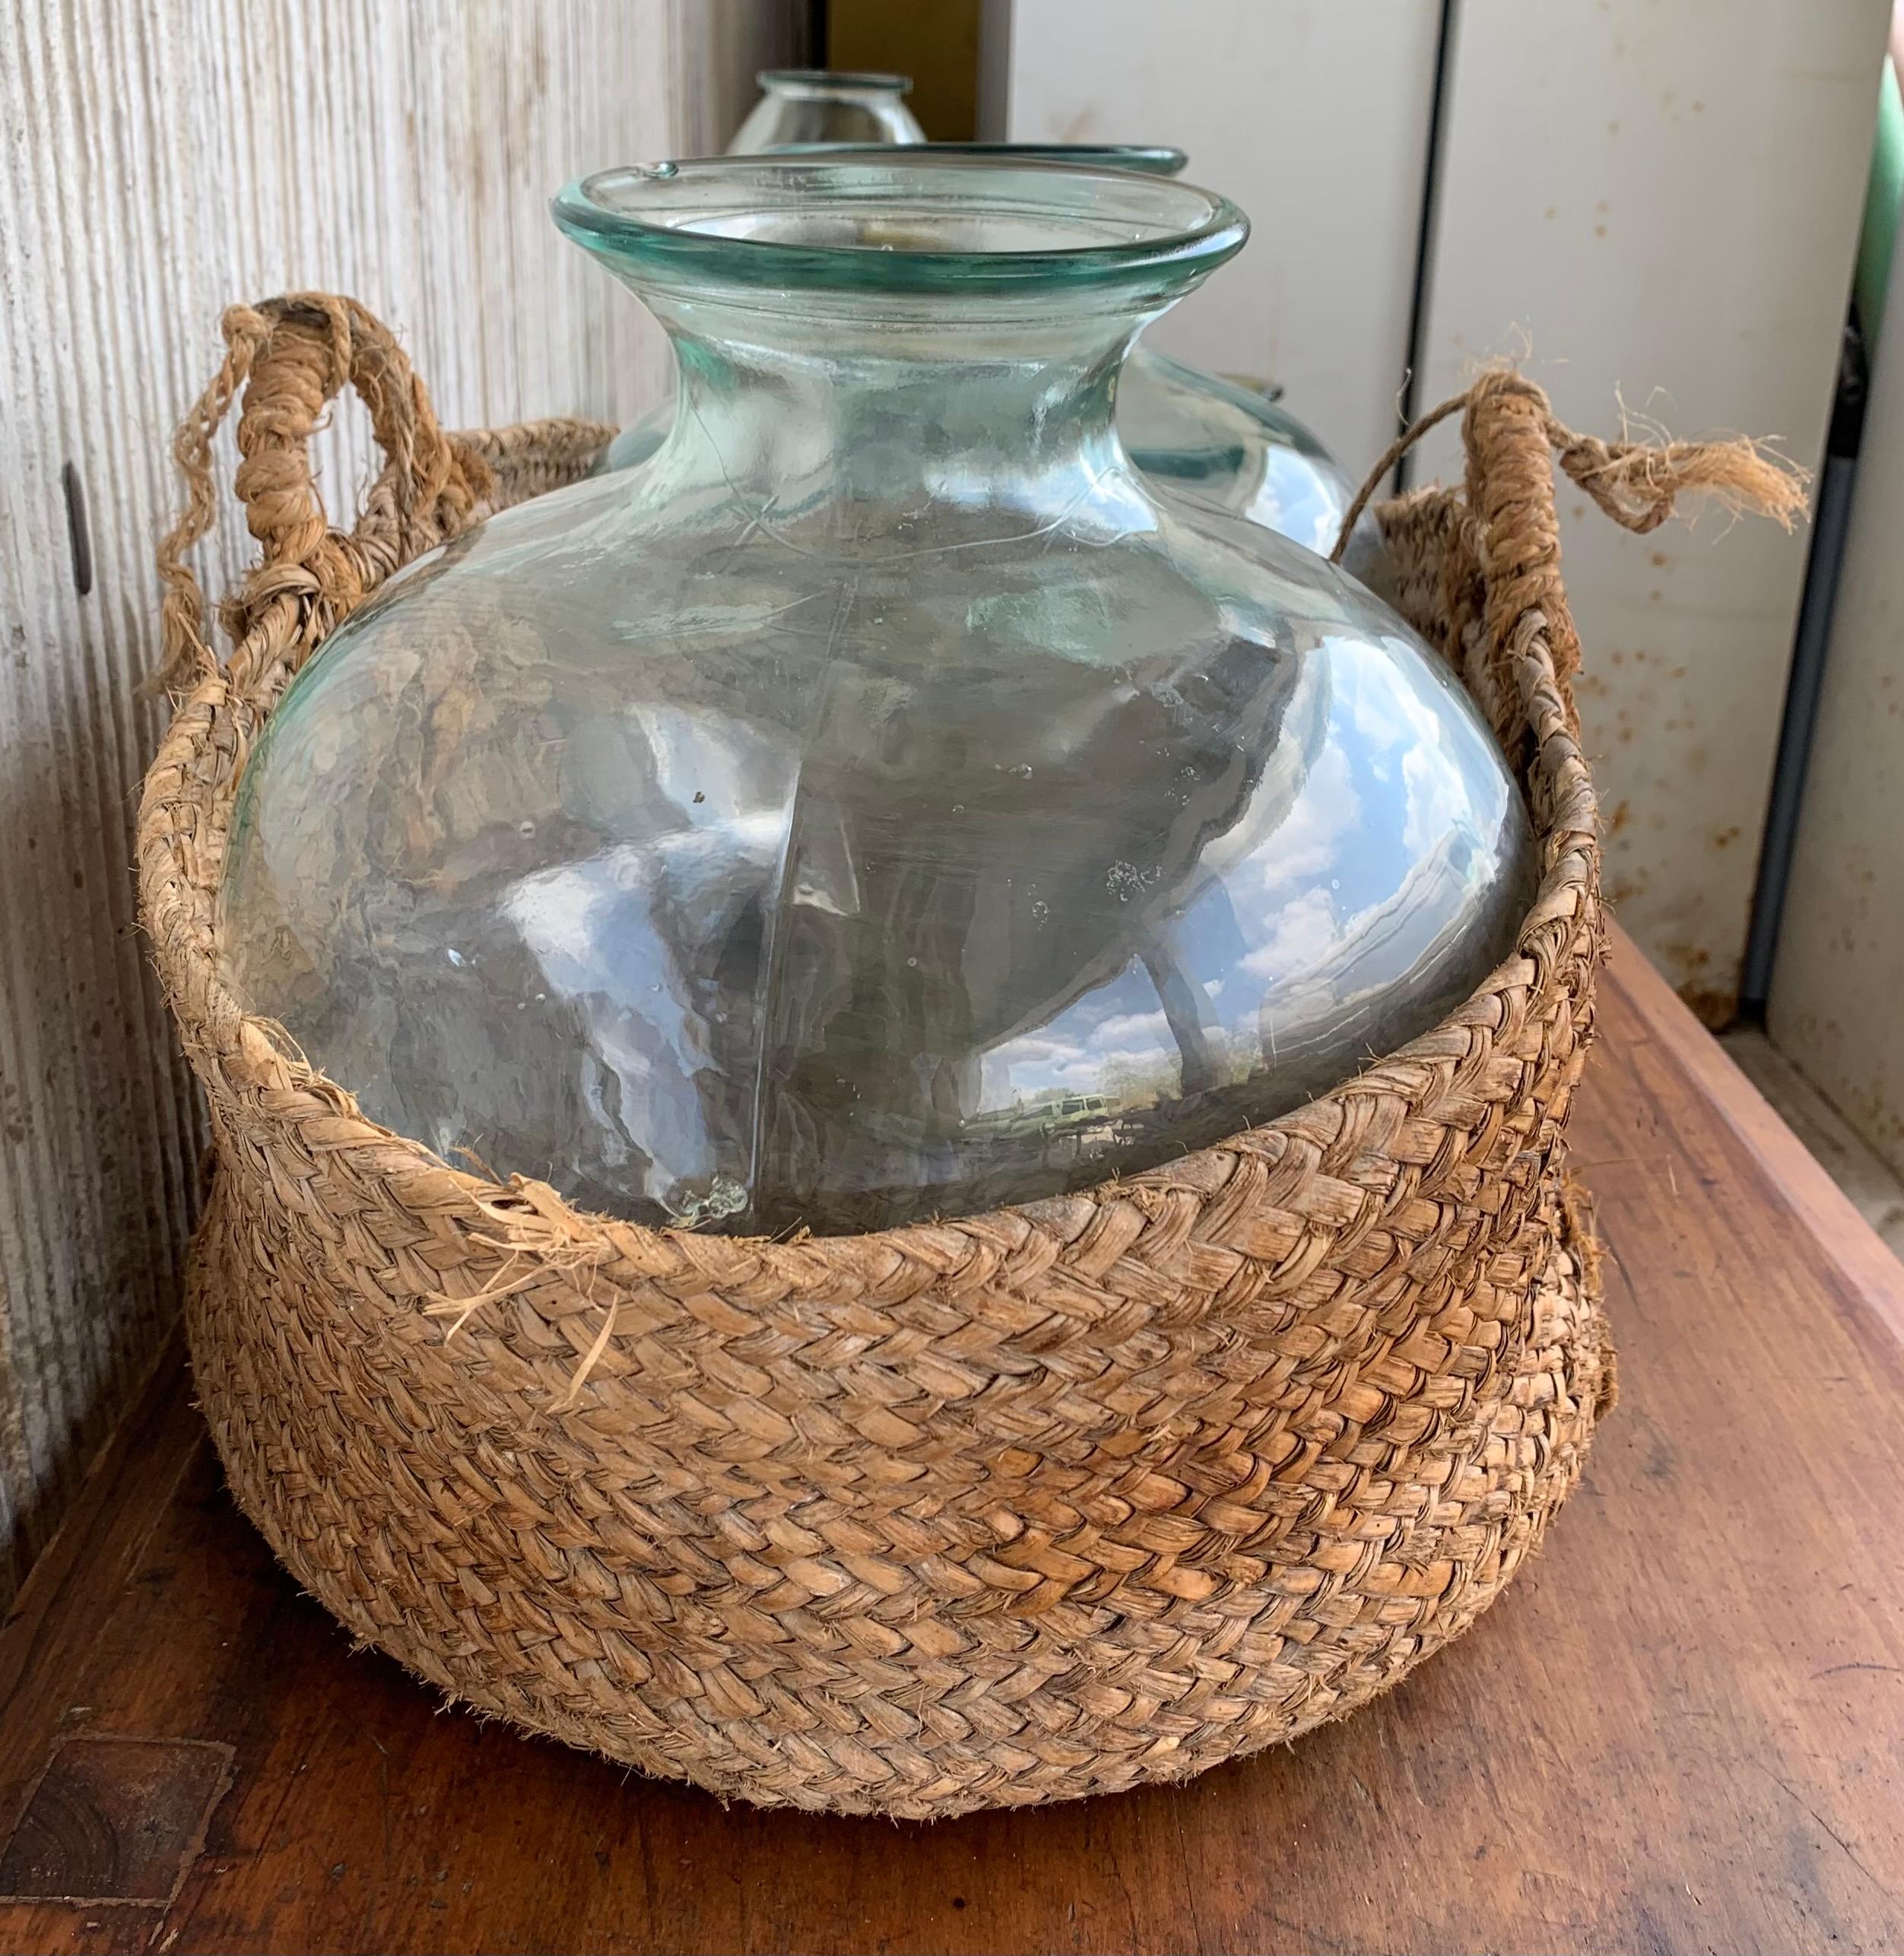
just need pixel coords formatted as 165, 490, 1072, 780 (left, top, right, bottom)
553, 155, 1247, 298
763, 141, 1189, 176
757, 68, 912, 95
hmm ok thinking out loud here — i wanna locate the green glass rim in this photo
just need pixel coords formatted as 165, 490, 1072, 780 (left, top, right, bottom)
764, 141, 1189, 176
757, 68, 911, 94
553, 155, 1248, 296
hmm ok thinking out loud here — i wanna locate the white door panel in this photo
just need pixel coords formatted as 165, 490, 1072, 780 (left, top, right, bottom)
1002, 0, 1442, 478
1416, 0, 1887, 1018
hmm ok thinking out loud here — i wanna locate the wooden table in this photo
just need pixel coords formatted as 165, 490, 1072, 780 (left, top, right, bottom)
2, 930, 1900, 1956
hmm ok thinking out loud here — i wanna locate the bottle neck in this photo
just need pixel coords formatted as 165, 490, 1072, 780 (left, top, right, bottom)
639, 290, 1150, 510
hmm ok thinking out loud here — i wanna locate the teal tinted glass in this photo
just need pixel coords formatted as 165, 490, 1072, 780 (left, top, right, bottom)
222, 157, 1534, 1234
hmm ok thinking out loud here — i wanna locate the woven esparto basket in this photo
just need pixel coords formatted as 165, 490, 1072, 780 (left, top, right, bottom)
138, 294, 1801, 1820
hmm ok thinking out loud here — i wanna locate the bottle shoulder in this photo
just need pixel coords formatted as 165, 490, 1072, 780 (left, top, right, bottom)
221, 464, 1531, 1232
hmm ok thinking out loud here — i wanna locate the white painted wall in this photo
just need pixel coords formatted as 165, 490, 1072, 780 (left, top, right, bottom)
1001, 0, 1442, 480
1415, 0, 1887, 1018
1770, 206, 1904, 1178
0, 0, 785, 1597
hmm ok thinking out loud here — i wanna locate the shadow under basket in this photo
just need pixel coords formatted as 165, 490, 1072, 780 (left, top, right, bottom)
139, 294, 1792, 1819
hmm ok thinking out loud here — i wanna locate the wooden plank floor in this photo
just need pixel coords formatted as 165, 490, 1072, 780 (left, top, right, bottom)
1, 928, 1899, 1956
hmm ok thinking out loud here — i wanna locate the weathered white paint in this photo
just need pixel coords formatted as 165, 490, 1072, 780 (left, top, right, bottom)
1414, 0, 1887, 1019
1000, 0, 1442, 477
0, 0, 781, 1596
1770, 204, 1904, 1178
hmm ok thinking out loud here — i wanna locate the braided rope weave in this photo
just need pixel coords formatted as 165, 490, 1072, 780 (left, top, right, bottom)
136, 294, 1796, 1818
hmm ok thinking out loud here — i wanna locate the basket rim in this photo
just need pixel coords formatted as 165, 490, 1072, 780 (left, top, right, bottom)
141, 548, 1593, 1279
137, 302, 1630, 1332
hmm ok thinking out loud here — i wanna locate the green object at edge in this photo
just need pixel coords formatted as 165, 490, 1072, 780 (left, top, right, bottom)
1856, 55, 1904, 350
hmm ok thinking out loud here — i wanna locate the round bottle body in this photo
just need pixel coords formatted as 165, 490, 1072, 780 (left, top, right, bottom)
221, 159, 1534, 1234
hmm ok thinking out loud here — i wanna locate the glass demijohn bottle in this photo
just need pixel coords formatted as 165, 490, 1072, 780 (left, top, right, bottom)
728, 69, 925, 151
220, 157, 1537, 1235
607, 137, 1376, 566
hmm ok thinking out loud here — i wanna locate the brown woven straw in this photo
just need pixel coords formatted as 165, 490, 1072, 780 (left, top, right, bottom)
138, 293, 1801, 1818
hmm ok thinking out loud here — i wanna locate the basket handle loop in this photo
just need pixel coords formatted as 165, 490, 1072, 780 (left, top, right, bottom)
1330, 370, 1807, 731
156, 293, 493, 702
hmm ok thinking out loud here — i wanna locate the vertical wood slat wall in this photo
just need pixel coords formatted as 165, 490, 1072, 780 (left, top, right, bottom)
0, 0, 792, 1602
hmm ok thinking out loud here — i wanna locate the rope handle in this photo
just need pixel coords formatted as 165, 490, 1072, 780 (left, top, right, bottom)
1326, 369, 1808, 742
155, 294, 493, 698
1330, 370, 1807, 565
154, 298, 1807, 743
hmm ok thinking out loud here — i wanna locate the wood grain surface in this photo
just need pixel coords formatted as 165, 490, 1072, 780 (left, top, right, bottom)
0, 927, 1898, 1956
